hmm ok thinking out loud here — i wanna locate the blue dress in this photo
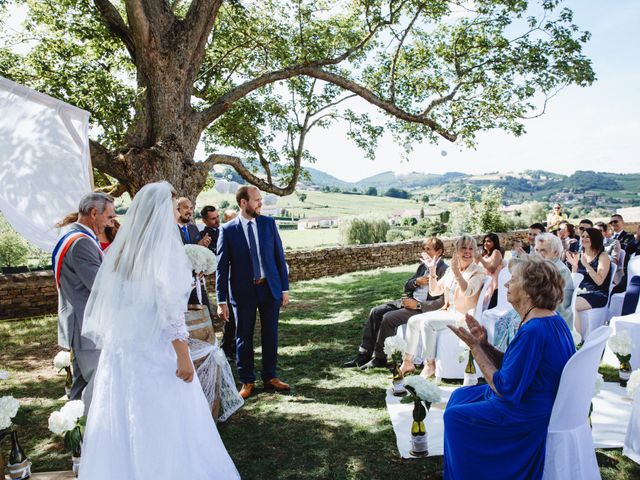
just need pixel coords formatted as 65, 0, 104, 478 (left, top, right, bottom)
443, 314, 575, 480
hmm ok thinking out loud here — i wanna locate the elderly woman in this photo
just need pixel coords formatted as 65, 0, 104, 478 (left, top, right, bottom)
444, 256, 575, 480
566, 227, 611, 338
399, 234, 485, 377
492, 234, 574, 351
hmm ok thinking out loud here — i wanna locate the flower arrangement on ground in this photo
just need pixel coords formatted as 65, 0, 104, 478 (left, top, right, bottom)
627, 370, 640, 400
403, 375, 442, 457
54, 350, 73, 398
588, 373, 604, 428
48, 400, 86, 476
384, 334, 408, 396
608, 331, 633, 387
0, 396, 30, 479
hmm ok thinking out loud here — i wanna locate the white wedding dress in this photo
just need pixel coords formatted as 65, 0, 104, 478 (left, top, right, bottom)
78, 182, 240, 480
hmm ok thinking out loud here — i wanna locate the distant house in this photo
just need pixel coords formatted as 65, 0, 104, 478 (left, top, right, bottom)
298, 216, 339, 230
260, 206, 282, 216
501, 204, 525, 216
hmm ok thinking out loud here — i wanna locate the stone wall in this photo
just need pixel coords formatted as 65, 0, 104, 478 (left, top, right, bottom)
2, 226, 636, 321
0, 271, 58, 320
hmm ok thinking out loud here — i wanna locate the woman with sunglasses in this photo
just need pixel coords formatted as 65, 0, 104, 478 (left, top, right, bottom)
546, 203, 566, 235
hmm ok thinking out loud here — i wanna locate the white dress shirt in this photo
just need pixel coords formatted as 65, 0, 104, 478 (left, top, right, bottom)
238, 214, 265, 279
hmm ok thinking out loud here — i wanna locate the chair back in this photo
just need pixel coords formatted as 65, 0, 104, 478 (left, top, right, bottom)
571, 273, 584, 322
622, 276, 640, 316
607, 263, 618, 304
548, 326, 611, 431
495, 267, 512, 310
473, 276, 492, 320
627, 255, 640, 286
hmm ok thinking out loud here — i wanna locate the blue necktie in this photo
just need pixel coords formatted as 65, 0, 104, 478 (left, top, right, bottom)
181, 225, 191, 243
247, 221, 261, 281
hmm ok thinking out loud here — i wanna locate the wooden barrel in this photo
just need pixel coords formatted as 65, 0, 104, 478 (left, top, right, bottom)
185, 304, 215, 344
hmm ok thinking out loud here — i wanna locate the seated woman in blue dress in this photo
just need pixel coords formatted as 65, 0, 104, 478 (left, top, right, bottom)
445, 256, 575, 480
565, 227, 611, 340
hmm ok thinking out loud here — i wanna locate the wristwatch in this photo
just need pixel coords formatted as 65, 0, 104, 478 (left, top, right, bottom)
414, 301, 422, 311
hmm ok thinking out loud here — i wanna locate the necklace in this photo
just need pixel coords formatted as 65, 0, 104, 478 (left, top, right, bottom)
518, 305, 537, 329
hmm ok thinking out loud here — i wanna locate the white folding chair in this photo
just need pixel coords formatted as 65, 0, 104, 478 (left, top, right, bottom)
623, 388, 640, 465
580, 263, 617, 339
569, 273, 583, 335
542, 325, 612, 480
481, 267, 512, 344
608, 255, 640, 320
434, 276, 491, 380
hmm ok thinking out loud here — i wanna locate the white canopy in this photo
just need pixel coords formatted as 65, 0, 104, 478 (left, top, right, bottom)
0, 75, 93, 252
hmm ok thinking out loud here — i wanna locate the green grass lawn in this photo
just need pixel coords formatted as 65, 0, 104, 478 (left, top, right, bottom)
279, 227, 342, 250
1, 266, 638, 479
196, 189, 438, 220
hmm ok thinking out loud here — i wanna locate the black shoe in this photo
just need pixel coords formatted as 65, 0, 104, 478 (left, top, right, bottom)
359, 357, 388, 370
342, 353, 371, 368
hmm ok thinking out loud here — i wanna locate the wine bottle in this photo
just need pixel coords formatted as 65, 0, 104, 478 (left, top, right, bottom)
463, 351, 478, 386
8, 430, 31, 479
465, 351, 476, 375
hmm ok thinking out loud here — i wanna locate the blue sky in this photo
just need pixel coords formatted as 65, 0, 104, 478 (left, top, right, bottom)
302, 0, 640, 181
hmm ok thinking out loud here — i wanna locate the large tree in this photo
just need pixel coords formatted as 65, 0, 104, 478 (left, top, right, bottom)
0, 0, 594, 199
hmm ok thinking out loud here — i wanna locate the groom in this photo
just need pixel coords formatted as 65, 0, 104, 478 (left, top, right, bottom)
216, 185, 290, 399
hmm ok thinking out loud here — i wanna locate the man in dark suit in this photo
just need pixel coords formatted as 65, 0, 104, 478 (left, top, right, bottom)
216, 186, 290, 399
176, 197, 214, 314
201, 204, 235, 359
200, 205, 220, 254
610, 214, 635, 293
54, 192, 115, 414
344, 237, 448, 369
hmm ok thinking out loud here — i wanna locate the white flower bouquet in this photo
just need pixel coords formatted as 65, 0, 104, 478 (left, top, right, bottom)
53, 351, 71, 370
53, 351, 73, 397
404, 375, 442, 407
48, 400, 86, 457
571, 330, 582, 348
627, 370, 640, 400
609, 330, 633, 386
383, 334, 407, 359
0, 395, 20, 431
593, 373, 603, 397
184, 244, 216, 275
608, 331, 632, 362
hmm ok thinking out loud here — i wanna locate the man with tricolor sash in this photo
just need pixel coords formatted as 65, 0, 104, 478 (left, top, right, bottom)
52, 192, 114, 413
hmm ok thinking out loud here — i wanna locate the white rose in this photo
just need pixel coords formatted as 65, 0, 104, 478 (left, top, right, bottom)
48, 411, 76, 435
53, 351, 71, 370
0, 396, 20, 419
0, 414, 11, 430
60, 400, 85, 423
0, 370, 9, 380
627, 370, 640, 400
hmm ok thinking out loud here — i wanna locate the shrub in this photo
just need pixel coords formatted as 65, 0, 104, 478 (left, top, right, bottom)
0, 232, 30, 268
386, 229, 412, 243
340, 217, 390, 245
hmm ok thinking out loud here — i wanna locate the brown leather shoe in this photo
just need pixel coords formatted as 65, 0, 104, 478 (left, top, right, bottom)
239, 383, 255, 399
263, 378, 291, 392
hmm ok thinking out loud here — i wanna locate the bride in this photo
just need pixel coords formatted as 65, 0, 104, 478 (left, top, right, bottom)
79, 182, 240, 479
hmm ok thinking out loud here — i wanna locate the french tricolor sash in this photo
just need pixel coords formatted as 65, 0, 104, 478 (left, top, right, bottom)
51, 230, 103, 289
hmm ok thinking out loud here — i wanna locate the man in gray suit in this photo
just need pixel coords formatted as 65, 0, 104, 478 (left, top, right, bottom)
55, 192, 115, 413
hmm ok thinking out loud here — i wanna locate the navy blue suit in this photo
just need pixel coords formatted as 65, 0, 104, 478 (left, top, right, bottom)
216, 215, 289, 383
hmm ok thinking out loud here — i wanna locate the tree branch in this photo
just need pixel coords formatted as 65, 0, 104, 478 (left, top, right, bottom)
390, 6, 422, 102
93, 0, 137, 61
202, 154, 299, 196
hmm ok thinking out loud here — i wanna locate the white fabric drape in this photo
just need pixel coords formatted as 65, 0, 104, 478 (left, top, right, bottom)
0, 76, 92, 253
